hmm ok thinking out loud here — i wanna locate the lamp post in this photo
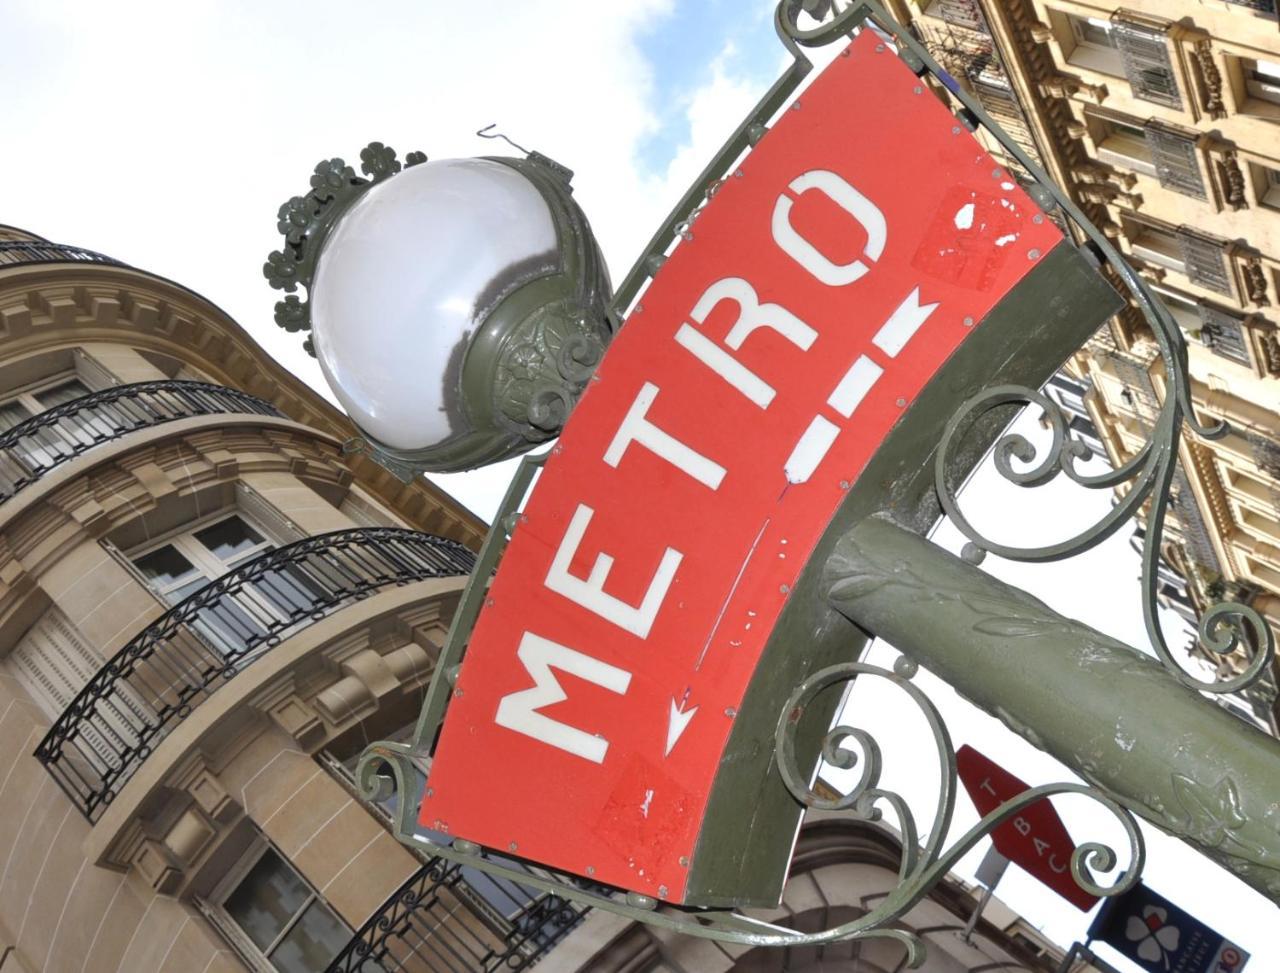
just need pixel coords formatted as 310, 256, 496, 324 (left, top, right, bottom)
263, 0, 1279, 961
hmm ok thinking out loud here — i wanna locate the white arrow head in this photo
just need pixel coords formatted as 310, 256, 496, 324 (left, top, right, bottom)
666, 699, 699, 757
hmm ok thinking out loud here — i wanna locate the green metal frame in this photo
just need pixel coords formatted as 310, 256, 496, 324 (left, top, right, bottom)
342, 0, 1274, 962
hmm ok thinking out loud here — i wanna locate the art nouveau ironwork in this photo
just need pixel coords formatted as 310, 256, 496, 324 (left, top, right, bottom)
268, 0, 1278, 964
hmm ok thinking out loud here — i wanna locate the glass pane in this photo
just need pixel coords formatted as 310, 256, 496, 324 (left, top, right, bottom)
269, 899, 351, 973
134, 545, 198, 588
34, 378, 90, 410
195, 516, 265, 564
0, 401, 31, 433
224, 847, 311, 952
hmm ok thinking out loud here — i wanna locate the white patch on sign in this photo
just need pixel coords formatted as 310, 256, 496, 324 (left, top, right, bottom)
953, 202, 975, 230
785, 416, 841, 484
1001, 181, 1015, 190
666, 699, 698, 756
494, 632, 632, 763
995, 233, 1018, 247
827, 355, 883, 418
640, 788, 654, 818
872, 287, 941, 358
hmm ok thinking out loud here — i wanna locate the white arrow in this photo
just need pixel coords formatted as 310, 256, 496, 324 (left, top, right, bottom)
666, 698, 698, 757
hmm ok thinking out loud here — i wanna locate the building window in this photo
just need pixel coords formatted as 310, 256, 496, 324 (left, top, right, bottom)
214, 842, 351, 973
1152, 285, 1203, 335
1093, 115, 1158, 177
0, 372, 95, 470
1064, 13, 1124, 76
1225, 0, 1278, 16
1245, 58, 1280, 106
1130, 223, 1186, 273
128, 510, 314, 655
1110, 14, 1182, 109
1256, 165, 1280, 210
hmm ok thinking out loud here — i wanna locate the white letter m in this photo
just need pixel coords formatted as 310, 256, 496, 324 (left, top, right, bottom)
494, 632, 632, 764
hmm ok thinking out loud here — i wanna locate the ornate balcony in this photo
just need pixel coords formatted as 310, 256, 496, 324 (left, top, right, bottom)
0, 240, 125, 269
326, 858, 589, 973
35, 528, 476, 821
0, 381, 283, 503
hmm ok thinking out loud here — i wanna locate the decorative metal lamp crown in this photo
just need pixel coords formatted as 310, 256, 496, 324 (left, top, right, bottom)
264, 141, 614, 477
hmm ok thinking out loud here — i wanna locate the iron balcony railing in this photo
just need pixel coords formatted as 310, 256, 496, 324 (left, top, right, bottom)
326, 858, 589, 973
0, 380, 282, 502
0, 240, 125, 268
35, 528, 476, 821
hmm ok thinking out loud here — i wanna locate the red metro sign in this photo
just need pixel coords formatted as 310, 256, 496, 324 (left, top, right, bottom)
957, 745, 1100, 911
422, 30, 1063, 904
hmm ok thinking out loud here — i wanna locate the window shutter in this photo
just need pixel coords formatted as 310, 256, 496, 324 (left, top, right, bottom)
1197, 303, 1252, 366
1177, 228, 1233, 295
7, 611, 104, 720
1143, 121, 1206, 199
938, 0, 986, 32
1111, 14, 1182, 108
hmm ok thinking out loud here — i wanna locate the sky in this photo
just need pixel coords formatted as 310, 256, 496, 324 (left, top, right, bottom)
1, 1, 1274, 969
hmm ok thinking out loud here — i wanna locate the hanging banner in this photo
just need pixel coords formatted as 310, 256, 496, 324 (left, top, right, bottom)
421, 27, 1063, 905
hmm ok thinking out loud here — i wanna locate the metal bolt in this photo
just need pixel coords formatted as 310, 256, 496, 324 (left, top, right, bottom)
896, 397, 907, 407
678, 856, 690, 867
725, 707, 737, 717
839, 479, 851, 490
894, 656, 919, 679
791, 101, 802, 110
841, 47, 850, 57
876, 43, 885, 52
634, 304, 643, 313
1028, 248, 1041, 260
453, 688, 464, 698
485, 598, 494, 607
509, 842, 518, 852
913, 85, 923, 95
779, 584, 790, 594
1033, 214, 1045, 224
587, 865, 596, 875
425, 787, 434, 798
658, 885, 669, 899
961, 542, 987, 565
992, 168, 1002, 179
734, 169, 744, 178
952, 126, 962, 135
963, 316, 975, 327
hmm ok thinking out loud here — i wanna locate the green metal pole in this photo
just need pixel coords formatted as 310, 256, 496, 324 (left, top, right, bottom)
825, 515, 1280, 904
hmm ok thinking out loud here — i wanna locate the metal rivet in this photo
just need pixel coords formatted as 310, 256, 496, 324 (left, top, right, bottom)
678, 856, 689, 867
896, 397, 907, 407
453, 688, 464, 698
1028, 248, 1041, 260
734, 169, 744, 178
658, 885, 669, 899
634, 304, 643, 313
587, 865, 596, 875
963, 316, 975, 327
1033, 214, 1045, 224
725, 707, 737, 717
791, 101, 802, 110
952, 126, 962, 135
961, 542, 987, 565
780, 584, 790, 594
914, 85, 923, 95
839, 479, 850, 490
875, 43, 885, 52
992, 168, 1002, 179
893, 656, 919, 679
485, 598, 494, 607
508, 842, 518, 852
425, 787, 434, 798
841, 47, 850, 57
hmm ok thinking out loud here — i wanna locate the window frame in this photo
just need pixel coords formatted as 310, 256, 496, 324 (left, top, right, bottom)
207, 836, 352, 973
126, 509, 276, 607
1063, 12, 1125, 76
1245, 57, 1280, 105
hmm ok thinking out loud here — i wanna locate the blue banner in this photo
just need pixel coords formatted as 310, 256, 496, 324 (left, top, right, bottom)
1088, 883, 1248, 973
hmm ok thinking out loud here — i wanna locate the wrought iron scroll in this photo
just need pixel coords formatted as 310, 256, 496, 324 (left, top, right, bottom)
343, 2, 1159, 961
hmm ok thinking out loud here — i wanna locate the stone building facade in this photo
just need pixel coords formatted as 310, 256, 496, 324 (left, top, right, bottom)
886, 0, 1280, 730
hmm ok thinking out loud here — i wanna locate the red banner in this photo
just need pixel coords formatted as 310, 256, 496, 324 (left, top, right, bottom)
422, 30, 1062, 904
